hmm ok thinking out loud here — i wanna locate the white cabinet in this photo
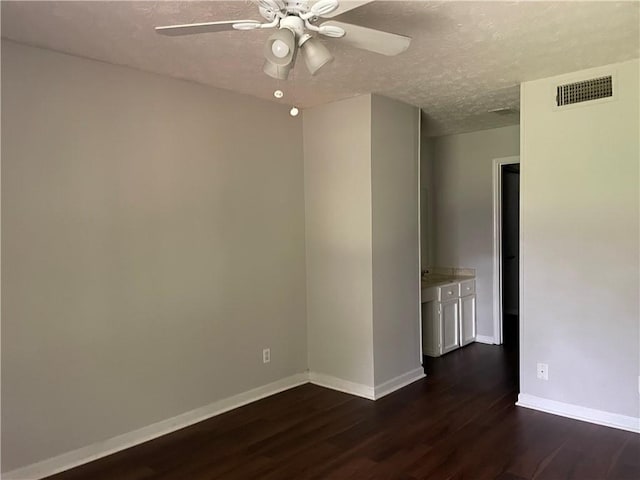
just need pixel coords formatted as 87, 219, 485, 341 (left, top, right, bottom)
459, 294, 476, 346
441, 298, 460, 354
421, 279, 476, 357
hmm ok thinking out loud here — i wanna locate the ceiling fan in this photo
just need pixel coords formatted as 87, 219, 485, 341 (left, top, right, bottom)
155, 0, 411, 80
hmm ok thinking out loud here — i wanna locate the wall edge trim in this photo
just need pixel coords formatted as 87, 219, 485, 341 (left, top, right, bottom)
374, 367, 425, 399
308, 372, 375, 400
516, 393, 640, 434
475, 335, 496, 345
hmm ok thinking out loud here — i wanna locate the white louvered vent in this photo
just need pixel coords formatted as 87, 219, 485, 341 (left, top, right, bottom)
556, 76, 613, 106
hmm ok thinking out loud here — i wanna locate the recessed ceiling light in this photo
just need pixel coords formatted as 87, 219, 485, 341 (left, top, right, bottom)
274, 90, 284, 98
290, 106, 300, 117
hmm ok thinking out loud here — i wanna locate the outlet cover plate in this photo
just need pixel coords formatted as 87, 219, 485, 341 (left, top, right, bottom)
537, 363, 549, 381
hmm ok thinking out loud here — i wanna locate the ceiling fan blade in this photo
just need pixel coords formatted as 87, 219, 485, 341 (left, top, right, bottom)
322, 21, 411, 56
320, 0, 374, 18
155, 20, 261, 36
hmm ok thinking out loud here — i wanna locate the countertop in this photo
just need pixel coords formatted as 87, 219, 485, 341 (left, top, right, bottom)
421, 274, 474, 289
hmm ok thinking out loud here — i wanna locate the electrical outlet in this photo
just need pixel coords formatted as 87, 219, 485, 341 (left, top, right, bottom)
263, 348, 270, 364
537, 363, 549, 381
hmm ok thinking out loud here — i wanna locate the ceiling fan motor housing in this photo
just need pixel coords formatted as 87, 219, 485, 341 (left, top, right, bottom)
279, 15, 305, 37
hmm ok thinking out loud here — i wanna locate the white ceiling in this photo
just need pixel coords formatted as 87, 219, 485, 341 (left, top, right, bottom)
2, 1, 639, 136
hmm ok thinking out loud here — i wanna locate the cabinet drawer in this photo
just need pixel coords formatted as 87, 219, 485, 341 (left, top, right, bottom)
459, 279, 475, 297
437, 284, 459, 301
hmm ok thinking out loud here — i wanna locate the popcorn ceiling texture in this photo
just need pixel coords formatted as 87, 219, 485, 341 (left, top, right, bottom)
2, 1, 639, 136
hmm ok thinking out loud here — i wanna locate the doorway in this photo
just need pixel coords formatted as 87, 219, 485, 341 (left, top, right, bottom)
501, 164, 520, 350
492, 156, 520, 349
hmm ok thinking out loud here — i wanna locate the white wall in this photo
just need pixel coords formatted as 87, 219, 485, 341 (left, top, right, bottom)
424, 126, 520, 338
303, 95, 375, 388
1, 41, 308, 472
304, 94, 422, 392
520, 59, 639, 419
419, 120, 435, 268
371, 95, 421, 385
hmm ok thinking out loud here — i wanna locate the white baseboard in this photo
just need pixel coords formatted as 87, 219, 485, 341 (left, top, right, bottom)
308, 368, 426, 401
3, 373, 309, 480
475, 335, 495, 345
308, 372, 375, 400
5, 368, 432, 479
516, 393, 640, 434
374, 367, 425, 399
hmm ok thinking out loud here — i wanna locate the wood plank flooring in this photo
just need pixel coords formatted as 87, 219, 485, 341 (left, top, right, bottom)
47, 344, 639, 479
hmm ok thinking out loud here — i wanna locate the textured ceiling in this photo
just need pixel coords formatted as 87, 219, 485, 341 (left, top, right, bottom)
2, 1, 639, 136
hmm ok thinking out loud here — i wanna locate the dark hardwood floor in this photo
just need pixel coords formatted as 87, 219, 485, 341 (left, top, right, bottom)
47, 344, 639, 480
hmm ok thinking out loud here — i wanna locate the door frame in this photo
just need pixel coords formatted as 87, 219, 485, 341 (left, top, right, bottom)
416, 110, 423, 361
492, 155, 520, 345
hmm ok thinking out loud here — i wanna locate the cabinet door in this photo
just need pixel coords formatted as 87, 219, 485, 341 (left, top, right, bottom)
421, 301, 441, 357
460, 294, 476, 346
441, 299, 460, 354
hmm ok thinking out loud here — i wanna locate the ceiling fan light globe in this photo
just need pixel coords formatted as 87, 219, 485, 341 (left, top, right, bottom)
264, 28, 296, 66
271, 39, 290, 58
302, 38, 334, 75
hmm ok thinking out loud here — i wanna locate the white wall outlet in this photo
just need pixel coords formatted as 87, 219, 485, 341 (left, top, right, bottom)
537, 362, 549, 381
262, 348, 271, 364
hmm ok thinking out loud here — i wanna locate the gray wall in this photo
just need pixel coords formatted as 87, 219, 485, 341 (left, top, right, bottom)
1, 41, 308, 472
419, 122, 435, 268
303, 95, 375, 388
371, 95, 421, 385
304, 94, 421, 390
520, 59, 639, 417
423, 125, 520, 338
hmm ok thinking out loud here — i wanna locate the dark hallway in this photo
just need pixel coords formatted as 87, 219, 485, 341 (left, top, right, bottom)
501, 163, 520, 379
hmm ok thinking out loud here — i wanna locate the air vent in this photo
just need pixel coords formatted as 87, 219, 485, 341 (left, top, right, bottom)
556, 76, 613, 106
